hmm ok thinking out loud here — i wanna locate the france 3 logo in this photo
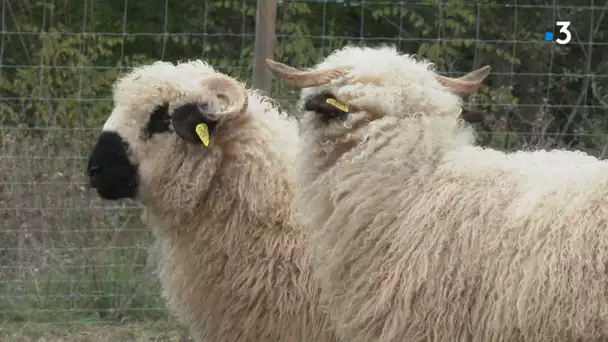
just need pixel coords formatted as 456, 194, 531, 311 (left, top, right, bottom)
544, 21, 572, 45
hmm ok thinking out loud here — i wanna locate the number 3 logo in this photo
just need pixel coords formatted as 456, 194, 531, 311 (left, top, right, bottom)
556, 21, 572, 45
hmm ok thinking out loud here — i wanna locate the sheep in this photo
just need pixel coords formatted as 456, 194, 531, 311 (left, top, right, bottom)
266, 44, 608, 342
86, 59, 342, 342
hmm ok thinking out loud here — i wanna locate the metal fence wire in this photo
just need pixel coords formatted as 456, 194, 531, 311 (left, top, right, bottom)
0, 0, 606, 333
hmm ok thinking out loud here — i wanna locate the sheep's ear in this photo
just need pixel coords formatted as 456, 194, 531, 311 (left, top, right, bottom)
303, 92, 350, 122
459, 107, 484, 123
170, 76, 248, 146
170, 103, 219, 146
200, 75, 248, 120
437, 65, 491, 95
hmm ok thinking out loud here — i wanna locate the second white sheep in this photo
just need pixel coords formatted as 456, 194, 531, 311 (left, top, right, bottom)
267, 45, 608, 342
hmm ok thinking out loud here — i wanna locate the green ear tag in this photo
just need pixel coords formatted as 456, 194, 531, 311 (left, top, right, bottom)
325, 98, 349, 112
195, 123, 210, 146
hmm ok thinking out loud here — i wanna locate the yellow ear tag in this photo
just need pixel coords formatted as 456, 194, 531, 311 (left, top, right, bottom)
195, 123, 210, 146
326, 98, 349, 112
456, 107, 463, 115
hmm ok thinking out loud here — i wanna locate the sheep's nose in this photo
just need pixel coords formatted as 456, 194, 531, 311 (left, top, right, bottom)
88, 165, 102, 178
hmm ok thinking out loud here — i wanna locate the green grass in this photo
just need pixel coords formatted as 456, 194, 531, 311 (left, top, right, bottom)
0, 133, 171, 328
0, 246, 166, 323
0, 320, 192, 341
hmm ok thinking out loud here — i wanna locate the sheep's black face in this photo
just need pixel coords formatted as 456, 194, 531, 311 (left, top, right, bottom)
87, 131, 139, 200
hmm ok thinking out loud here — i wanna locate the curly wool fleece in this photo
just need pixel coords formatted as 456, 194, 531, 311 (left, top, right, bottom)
291, 45, 608, 342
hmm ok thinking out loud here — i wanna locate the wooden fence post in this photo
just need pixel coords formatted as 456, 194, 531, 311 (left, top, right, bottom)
252, 0, 278, 93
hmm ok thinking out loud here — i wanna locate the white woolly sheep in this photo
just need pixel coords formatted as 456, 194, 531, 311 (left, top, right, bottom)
86, 60, 340, 342
266, 45, 608, 342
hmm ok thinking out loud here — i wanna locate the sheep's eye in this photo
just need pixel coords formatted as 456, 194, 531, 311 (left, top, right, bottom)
144, 103, 171, 137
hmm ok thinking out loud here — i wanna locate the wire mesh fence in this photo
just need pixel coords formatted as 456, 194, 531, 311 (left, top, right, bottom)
0, 0, 606, 337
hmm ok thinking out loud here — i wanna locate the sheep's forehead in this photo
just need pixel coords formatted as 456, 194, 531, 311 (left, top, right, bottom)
103, 60, 218, 132
102, 106, 130, 132
103, 101, 153, 131
113, 61, 216, 104
300, 47, 441, 102
320, 46, 436, 83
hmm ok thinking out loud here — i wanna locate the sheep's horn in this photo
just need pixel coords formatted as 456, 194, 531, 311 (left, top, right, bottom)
437, 65, 491, 95
265, 59, 351, 88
